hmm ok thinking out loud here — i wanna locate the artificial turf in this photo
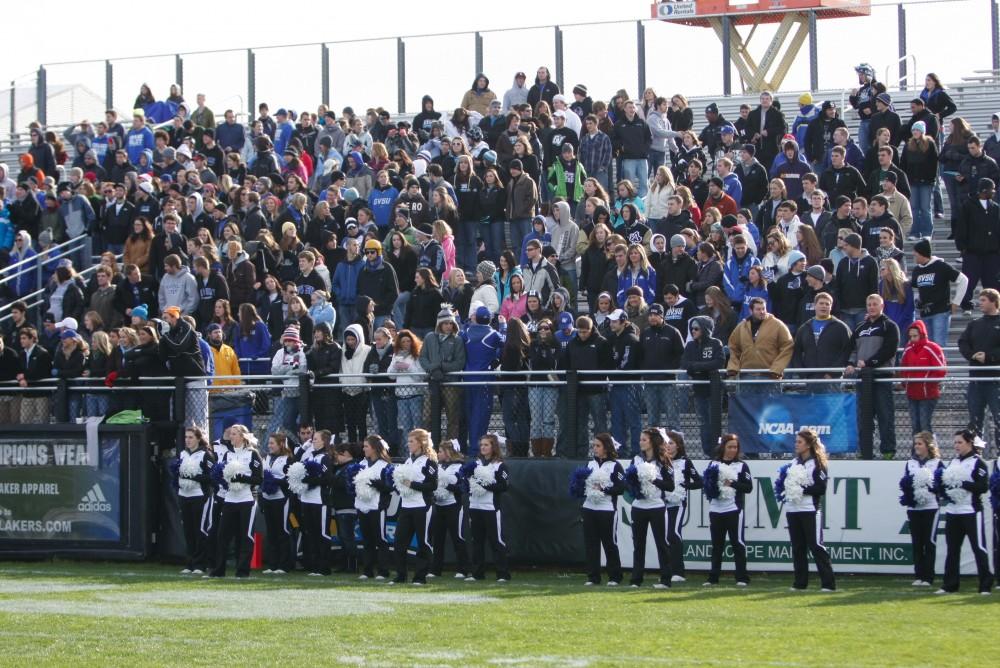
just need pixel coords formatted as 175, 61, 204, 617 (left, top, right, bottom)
0, 562, 995, 666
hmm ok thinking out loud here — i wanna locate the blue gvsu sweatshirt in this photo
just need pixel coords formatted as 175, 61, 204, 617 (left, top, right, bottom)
126, 125, 155, 165
368, 184, 400, 230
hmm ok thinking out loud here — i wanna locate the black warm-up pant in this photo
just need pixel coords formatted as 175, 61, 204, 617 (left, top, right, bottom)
358, 509, 390, 578
211, 501, 256, 578
179, 495, 211, 571
469, 508, 510, 580
431, 503, 469, 576
630, 506, 671, 586
908, 508, 940, 584
261, 497, 295, 572
395, 506, 433, 583
300, 502, 331, 575
582, 508, 622, 584
942, 511, 993, 593
666, 504, 687, 577
787, 510, 835, 590
708, 509, 748, 584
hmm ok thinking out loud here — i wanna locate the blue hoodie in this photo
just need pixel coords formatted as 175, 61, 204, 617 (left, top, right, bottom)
331, 256, 363, 308
739, 283, 771, 320
792, 104, 821, 147
723, 250, 761, 307
274, 120, 295, 156
8, 231, 38, 297
92, 133, 114, 164
721, 172, 743, 206
126, 125, 155, 165
368, 184, 400, 229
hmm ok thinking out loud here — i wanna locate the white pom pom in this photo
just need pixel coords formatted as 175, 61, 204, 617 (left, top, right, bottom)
286, 461, 309, 497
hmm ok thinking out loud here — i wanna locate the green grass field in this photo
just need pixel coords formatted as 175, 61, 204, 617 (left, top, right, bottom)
0, 562, 995, 666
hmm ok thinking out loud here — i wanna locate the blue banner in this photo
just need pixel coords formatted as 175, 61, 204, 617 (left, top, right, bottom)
726, 393, 858, 454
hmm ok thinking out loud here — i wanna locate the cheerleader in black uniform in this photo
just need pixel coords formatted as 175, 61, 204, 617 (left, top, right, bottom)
208, 424, 263, 578
392, 428, 438, 585
294, 429, 335, 576
784, 429, 836, 591
260, 433, 294, 574
580, 433, 626, 586
703, 433, 752, 586
664, 430, 702, 582
430, 439, 470, 579
467, 434, 511, 582
936, 430, 992, 595
898, 431, 943, 587
628, 428, 674, 588
206, 424, 234, 567
331, 442, 362, 573
355, 435, 393, 580
176, 426, 215, 574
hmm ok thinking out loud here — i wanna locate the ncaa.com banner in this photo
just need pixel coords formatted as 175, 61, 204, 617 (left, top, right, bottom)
728, 393, 858, 454
616, 460, 994, 575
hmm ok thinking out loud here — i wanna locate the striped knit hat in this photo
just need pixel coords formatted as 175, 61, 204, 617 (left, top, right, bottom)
281, 326, 302, 345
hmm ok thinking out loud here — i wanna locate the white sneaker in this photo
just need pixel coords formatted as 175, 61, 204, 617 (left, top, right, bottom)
272, 569, 286, 575
670, 575, 686, 583
607, 581, 619, 587
411, 581, 424, 586
584, 581, 595, 586
465, 576, 477, 582
191, 569, 203, 575
703, 581, 715, 587
375, 575, 386, 581
308, 572, 323, 577
358, 574, 369, 580
496, 578, 508, 583
790, 587, 802, 592
630, 584, 640, 588
736, 581, 749, 587
454, 573, 466, 579
821, 588, 835, 593
980, 591, 992, 596
911, 579, 924, 586
262, 569, 274, 574
934, 589, 949, 595
180, 568, 192, 574
963, 310, 973, 317
388, 580, 396, 586
426, 573, 436, 579
653, 583, 669, 589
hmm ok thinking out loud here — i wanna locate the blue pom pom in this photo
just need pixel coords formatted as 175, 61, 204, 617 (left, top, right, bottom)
703, 463, 721, 500
624, 464, 643, 500
260, 470, 280, 496
381, 464, 395, 486
898, 471, 916, 508
989, 465, 1000, 512
304, 459, 324, 478
169, 458, 181, 490
569, 466, 590, 499
210, 462, 228, 490
345, 462, 363, 495
458, 460, 478, 480
774, 463, 790, 503
933, 466, 947, 505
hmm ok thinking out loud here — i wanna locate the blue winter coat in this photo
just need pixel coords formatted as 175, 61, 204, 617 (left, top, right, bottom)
723, 252, 761, 307
616, 266, 657, 305
332, 257, 364, 308
126, 126, 155, 165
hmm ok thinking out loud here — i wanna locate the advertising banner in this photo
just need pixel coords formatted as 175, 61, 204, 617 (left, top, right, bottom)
727, 392, 858, 454
616, 460, 994, 575
0, 437, 123, 543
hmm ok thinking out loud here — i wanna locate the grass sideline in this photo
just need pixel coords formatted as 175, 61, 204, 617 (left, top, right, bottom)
0, 562, 995, 667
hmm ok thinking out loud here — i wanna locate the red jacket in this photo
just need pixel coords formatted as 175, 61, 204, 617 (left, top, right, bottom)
900, 319, 946, 400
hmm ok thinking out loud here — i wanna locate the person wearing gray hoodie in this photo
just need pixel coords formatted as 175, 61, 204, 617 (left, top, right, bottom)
550, 200, 580, 306
502, 73, 530, 113
0, 164, 16, 199
158, 254, 199, 315
419, 307, 467, 441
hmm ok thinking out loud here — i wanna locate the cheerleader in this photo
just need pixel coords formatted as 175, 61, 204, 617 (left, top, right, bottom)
176, 426, 215, 574
331, 442, 362, 573
206, 423, 234, 567
466, 434, 512, 582
260, 433, 294, 574
936, 429, 992, 595
581, 433, 625, 586
628, 428, 674, 588
703, 433, 752, 586
783, 429, 835, 591
355, 435, 393, 580
208, 424, 263, 578
898, 431, 943, 587
392, 428, 439, 585
430, 439, 470, 579
293, 429, 335, 576
664, 430, 702, 582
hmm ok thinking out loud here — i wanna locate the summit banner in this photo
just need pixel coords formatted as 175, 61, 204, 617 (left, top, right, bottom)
727, 392, 858, 455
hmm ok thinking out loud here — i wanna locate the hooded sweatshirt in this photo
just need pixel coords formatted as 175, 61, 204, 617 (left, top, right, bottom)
680, 315, 725, 396
340, 324, 373, 396
502, 76, 529, 113
0, 164, 16, 199
460, 74, 497, 117
551, 201, 580, 271
158, 265, 199, 315
899, 319, 946, 400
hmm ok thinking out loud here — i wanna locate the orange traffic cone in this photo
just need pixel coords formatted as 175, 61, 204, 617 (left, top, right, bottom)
250, 532, 264, 569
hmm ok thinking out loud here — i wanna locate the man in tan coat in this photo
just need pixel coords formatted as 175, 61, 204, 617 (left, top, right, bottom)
727, 297, 794, 393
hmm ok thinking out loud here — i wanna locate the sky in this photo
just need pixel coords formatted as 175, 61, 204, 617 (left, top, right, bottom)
1, 0, 993, 127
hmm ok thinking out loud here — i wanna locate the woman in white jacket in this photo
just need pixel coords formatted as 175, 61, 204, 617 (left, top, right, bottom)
644, 166, 676, 225
386, 329, 426, 438
339, 323, 372, 443
469, 260, 500, 318
268, 326, 308, 437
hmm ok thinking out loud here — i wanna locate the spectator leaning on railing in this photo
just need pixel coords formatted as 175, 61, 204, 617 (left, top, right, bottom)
958, 288, 1000, 445
846, 294, 900, 459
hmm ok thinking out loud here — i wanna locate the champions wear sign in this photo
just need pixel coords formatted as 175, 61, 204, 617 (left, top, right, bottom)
0, 439, 122, 543
728, 392, 858, 454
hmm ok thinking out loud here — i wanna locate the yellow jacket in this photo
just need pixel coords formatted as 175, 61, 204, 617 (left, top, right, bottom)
210, 343, 241, 387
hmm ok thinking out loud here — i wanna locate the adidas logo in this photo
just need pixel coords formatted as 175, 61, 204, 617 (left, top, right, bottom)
78, 484, 112, 512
